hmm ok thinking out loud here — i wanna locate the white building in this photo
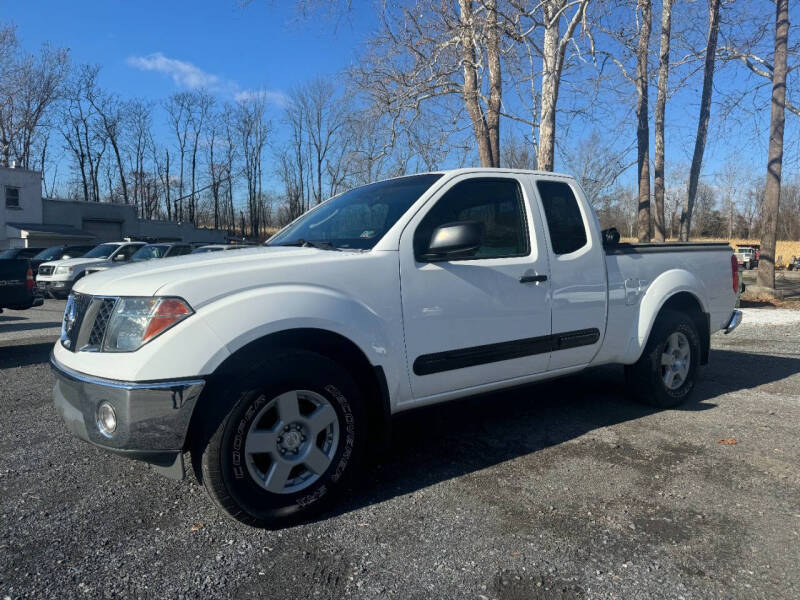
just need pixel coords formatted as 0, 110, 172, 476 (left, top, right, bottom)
1, 166, 227, 249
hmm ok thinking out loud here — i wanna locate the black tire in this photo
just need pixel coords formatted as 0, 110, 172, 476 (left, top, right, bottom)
194, 350, 366, 528
625, 309, 701, 408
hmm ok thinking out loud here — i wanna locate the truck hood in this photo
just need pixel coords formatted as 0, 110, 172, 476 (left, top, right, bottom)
72, 246, 368, 305
40, 257, 107, 269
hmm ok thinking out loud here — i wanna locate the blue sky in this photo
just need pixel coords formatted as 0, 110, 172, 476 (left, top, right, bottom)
4, 0, 373, 108
2, 0, 796, 198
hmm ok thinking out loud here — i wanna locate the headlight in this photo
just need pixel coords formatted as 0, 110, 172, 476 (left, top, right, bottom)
103, 297, 193, 352
54, 266, 73, 276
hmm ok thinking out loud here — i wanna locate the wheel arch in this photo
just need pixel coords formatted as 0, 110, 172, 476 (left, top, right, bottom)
185, 327, 391, 455
623, 267, 711, 366
632, 289, 710, 365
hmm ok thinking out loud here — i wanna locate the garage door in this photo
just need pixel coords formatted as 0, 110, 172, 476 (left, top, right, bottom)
82, 220, 122, 242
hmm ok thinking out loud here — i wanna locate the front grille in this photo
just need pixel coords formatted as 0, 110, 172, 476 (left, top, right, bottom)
61, 293, 92, 350
87, 298, 117, 348
61, 293, 118, 352
38, 265, 53, 276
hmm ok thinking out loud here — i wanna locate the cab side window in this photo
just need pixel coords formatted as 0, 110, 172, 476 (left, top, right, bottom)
414, 178, 529, 260
536, 180, 588, 255
169, 245, 191, 256
116, 245, 141, 261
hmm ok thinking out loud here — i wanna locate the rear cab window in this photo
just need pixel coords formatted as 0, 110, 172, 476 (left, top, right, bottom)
536, 180, 588, 255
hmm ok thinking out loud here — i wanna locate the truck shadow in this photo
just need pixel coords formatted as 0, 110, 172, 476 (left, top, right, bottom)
0, 342, 55, 369
319, 348, 800, 523
0, 321, 61, 334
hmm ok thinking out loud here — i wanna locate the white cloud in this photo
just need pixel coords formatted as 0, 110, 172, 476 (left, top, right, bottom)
126, 52, 220, 90
234, 88, 289, 107
127, 52, 287, 107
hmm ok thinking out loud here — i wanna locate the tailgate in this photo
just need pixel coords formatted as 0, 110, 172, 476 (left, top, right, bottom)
0, 258, 34, 307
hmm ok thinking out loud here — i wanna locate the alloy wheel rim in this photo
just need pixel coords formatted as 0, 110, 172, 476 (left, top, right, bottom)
660, 332, 691, 391
244, 389, 339, 495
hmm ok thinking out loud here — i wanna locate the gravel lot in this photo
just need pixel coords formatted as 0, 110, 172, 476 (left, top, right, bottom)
1, 302, 799, 599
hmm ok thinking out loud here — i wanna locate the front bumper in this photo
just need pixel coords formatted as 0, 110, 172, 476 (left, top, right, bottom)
51, 352, 204, 479
37, 278, 73, 294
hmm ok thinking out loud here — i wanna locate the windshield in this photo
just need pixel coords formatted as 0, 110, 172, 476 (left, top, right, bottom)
192, 246, 223, 253
267, 174, 443, 250
83, 243, 120, 259
33, 246, 65, 261
132, 245, 168, 261
0, 249, 19, 259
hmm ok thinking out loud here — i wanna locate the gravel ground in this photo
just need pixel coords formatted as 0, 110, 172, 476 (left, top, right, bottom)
0, 300, 64, 347
1, 312, 799, 599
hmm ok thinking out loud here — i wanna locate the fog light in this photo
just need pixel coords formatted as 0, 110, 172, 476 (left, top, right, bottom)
97, 402, 117, 436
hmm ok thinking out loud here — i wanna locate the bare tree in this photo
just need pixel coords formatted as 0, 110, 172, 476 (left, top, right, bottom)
652, 0, 672, 242
188, 91, 214, 224
678, 0, 722, 241
560, 130, 633, 206
87, 86, 129, 204
0, 26, 69, 170
236, 95, 270, 237
757, 0, 789, 290
289, 77, 350, 205
127, 100, 154, 216
634, 0, 652, 242
353, 0, 503, 168
164, 92, 193, 220
61, 65, 107, 202
529, 0, 591, 171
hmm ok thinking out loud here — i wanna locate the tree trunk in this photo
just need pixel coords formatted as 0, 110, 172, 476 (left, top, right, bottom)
756, 0, 789, 289
679, 0, 721, 241
653, 0, 672, 242
165, 149, 171, 221
486, 0, 501, 167
458, 0, 494, 167
635, 0, 652, 242
538, 8, 560, 172
190, 140, 198, 224
109, 135, 128, 205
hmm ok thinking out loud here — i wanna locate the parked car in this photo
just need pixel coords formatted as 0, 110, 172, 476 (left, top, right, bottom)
0, 247, 45, 261
51, 169, 741, 528
190, 244, 245, 254
735, 245, 759, 269
0, 258, 42, 311
29, 245, 95, 272
36, 241, 146, 298
789, 256, 800, 271
84, 243, 193, 275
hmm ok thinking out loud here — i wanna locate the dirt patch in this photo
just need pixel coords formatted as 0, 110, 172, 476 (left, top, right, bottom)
493, 569, 584, 600
739, 297, 800, 309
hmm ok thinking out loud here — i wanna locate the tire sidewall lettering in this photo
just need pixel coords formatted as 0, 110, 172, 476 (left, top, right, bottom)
229, 382, 356, 508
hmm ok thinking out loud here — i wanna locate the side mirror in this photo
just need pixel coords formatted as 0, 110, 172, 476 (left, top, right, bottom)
601, 227, 620, 247
113, 253, 127, 262
420, 221, 483, 262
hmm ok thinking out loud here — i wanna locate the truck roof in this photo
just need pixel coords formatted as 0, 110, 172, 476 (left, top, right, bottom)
421, 168, 574, 178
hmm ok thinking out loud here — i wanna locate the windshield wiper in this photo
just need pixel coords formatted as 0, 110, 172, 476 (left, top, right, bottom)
277, 239, 340, 251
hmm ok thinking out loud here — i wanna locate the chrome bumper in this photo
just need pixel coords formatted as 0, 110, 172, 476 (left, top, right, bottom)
723, 310, 743, 334
51, 352, 204, 479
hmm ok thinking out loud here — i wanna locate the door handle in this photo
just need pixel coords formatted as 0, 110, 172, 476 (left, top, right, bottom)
519, 274, 548, 284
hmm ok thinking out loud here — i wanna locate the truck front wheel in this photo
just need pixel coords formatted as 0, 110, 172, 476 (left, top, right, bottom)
625, 309, 701, 408
195, 350, 366, 528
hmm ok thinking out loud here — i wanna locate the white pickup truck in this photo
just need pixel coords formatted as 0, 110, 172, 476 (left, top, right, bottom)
51, 169, 741, 528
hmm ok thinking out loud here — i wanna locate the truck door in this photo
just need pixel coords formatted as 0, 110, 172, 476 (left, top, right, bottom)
399, 173, 552, 400
531, 177, 607, 370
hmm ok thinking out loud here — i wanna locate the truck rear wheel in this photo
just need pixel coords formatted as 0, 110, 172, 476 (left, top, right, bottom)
625, 309, 701, 408
195, 350, 366, 528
